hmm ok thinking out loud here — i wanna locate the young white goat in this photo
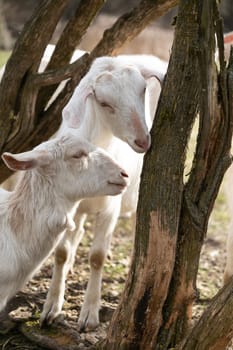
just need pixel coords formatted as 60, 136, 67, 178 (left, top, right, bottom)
0, 135, 128, 314
41, 54, 167, 330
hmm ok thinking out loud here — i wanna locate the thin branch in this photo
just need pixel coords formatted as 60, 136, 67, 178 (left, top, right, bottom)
30, 53, 89, 87
91, 0, 179, 57
46, 0, 104, 68
36, 0, 105, 113
0, 0, 70, 150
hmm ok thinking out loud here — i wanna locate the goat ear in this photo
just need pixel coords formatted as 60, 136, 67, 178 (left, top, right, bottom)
95, 72, 113, 84
2, 150, 52, 171
62, 87, 93, 128
139, 67, 165, 85
92, 72, 114, 101
117, 55, 167, 85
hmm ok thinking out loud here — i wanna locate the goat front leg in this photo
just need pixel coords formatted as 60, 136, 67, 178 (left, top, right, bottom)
78, 200, 121, 331
41, 213, 87, 325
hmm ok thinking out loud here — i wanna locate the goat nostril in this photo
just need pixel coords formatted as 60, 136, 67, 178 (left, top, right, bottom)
134, 135, 150, 150
121, 171, 129, 178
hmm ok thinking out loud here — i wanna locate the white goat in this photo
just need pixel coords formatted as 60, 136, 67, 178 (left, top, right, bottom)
41, 53, 167, 330
0, 134, 128, 314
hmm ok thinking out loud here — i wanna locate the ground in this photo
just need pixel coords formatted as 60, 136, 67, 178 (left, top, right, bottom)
0, 216, 133, 350
0, 187, 231, 349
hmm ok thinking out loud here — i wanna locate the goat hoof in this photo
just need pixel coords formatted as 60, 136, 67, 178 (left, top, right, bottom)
78, 310, 99, 332
40, 312, 64, 329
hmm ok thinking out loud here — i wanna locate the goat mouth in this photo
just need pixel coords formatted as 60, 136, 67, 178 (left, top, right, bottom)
134, 139, 151, 153
108, 181, 127, 189
127, 139, 150, 153
132, 144, 148, 153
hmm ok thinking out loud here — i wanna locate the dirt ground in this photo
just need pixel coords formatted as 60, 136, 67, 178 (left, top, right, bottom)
0, 216, 134, 350
0, 186, 231, 350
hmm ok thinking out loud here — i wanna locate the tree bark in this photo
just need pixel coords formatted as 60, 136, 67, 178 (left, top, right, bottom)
101, 1, 201, 349
0, 0, 70, 150
179, 270, 233, 350
156, 3, 233, 348
35, 0, 105, 115
0, 0, 178, 184
101, 1, 233, 349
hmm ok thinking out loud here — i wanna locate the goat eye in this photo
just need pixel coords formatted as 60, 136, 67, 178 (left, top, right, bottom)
100, 101, 110, 108
99, 101, 115, 113
100, 102, 113, 109
72, 151, 88, 159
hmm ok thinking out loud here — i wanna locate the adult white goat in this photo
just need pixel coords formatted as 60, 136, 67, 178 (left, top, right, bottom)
0, 134, 128, 314
41, 53, 168, 330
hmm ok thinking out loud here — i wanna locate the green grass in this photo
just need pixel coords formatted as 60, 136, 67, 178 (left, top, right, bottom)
0, 50, 11, 67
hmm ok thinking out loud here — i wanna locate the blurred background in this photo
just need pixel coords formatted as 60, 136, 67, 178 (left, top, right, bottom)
0, 0, 232, 62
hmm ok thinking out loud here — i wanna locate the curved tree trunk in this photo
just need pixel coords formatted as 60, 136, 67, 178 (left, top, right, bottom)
179, 266, 233, 350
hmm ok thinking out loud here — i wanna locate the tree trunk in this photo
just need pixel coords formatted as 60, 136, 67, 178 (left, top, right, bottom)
101, 1, 233, 349
156, 4, 233, 349
179, 269, 233, 350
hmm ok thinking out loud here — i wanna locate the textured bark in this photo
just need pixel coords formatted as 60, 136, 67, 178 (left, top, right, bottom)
0, 0, 70, 150
101, 1, 233, 349
156, 3, 233, 349
179, 270, 233, 350
35, 0, 105, 115
0, 0, 178, 183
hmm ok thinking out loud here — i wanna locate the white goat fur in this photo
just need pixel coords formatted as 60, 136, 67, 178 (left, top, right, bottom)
0, 134, 128, 313
38, 47, 168, 329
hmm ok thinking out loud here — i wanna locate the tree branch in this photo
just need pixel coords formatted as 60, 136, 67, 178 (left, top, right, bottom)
36, 0, 105, 114
0, 0, 70, 150
178, 43, 233, 350
156, 2, 233, 348
30, 53, 89, 87
178, 277, 233, 350
91, 0, 178, 57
